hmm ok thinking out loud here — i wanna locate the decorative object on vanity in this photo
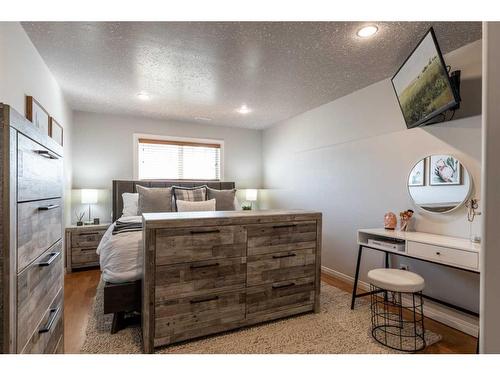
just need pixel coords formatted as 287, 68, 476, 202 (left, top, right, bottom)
25, 95, 50, 135
243, 189, 258, 210
407, 154, 472, 213
65, 223, 110, 273
352, 229, 480, 317
466, 198, 482, 243
383, 212, 397, 230
49, 117, 63, 146
81, 189, 99, 225
0, 103, 64, 353
75, 210, 86, 226
368, 268, 426, 352
399, 209, 414, 231
429, 155, 462, 186
141, 209, 322, 353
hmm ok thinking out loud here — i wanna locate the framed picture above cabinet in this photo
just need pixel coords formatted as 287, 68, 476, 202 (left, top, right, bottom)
49, 117, 64, 146
25, 95, 50, 135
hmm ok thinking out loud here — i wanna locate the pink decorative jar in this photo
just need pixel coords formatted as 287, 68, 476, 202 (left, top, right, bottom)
384, 212, 397, 230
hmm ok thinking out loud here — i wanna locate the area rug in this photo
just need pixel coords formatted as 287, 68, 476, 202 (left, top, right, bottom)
81, 280, 440, 354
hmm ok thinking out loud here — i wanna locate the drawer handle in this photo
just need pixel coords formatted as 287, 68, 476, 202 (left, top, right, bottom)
37, 252, 60, 267
38, 204, 60, 211
80, 232, 98, 236
272, 282, 296, 290
35, 150, 59, 160
190, 229, 220, 235
436, 252, 441, 255
190, 296, 219, 304
272, 224, 297, 229
190, 262, 220, 269
272, 253, 297, 259
39, 307, 60, 333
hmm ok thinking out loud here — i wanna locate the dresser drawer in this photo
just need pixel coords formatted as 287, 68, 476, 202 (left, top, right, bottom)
21, 289, 63, 354
407, 241, 479, 270
17, 241, 63, 352
246, 276, 315, 319
155, 226, 246, 266
154, 290, 246, 346
17, 198, 62, 272
71, 230, 105, 247
71, 247, 99, 267
247, 221, 317, 256
247, 248, 316, 286
17, 133, 63, 202
155, 257, 247, 301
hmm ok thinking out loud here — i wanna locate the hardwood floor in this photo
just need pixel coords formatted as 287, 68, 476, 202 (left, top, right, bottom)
63, 269, 478, 354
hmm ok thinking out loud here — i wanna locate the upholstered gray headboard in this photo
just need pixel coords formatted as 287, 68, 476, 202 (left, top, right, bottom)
112, 180, 236, 222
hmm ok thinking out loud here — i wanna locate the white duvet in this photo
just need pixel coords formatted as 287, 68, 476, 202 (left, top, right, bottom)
97, 216, 143, 283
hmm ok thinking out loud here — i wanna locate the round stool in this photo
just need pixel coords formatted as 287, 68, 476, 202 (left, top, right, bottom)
367, 268, 426, 352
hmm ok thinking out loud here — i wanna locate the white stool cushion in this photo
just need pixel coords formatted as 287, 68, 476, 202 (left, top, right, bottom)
367, 268, 425, 293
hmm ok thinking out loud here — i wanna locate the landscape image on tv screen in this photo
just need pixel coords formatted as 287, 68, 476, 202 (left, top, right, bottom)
392, 29, 457, 128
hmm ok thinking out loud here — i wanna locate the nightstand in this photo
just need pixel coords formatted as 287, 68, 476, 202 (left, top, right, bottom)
65, 223, 110, 272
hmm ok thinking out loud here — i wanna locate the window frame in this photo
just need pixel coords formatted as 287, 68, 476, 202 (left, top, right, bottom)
133, 133, 224, 181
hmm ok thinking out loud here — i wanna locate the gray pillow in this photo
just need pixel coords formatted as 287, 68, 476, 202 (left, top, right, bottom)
136, 185, 173, 214
207, 187, 236, 211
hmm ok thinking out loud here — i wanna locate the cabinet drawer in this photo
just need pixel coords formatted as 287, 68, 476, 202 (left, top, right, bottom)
72, 230, 105, 247
17, 241, 63, 352
247, 221, 317, 256
154, 290, 245, 346
71, 247, 99, 267
247, 248, 316, 286
21, 290, 63, 354
155, 257, 247, 301
17, 198, 62, 272
246, 276, 315, 319
17, 133, 63, 202
407, 241, 479, 270
155, 226, 246, 265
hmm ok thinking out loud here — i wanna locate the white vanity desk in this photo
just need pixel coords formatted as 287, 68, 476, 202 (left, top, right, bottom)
351, 228, 480, 316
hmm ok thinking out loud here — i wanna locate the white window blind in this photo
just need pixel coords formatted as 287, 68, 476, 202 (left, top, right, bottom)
138, 138, 221, 180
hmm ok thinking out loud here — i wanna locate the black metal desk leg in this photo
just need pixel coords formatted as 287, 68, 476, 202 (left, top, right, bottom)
384, 251, 389, 301
351, 245, 363, 310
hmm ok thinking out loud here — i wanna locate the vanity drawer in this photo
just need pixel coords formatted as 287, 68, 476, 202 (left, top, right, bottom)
246, 276, 315, 319
71, 230, 106, 247
17, 198, 62, 272
155, 225, 246, 266
155, 257, 247, 301
407, 241, 479, 270
154, 290, 246, 346
17, 241, 63, 352
71, 247, 99, 267
247, 248, 316, 286
21, 290, 63, 354
17, 133, 63, 202
247, 221, 317, 256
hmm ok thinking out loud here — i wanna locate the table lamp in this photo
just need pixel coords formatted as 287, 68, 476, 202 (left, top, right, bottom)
245, 189, 258, 210
81, 189, 98, 224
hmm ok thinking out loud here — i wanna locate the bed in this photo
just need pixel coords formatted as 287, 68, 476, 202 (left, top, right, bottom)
99, 179, 236, 333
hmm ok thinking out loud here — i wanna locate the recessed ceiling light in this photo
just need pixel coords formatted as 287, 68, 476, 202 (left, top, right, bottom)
137, 92, 150, 101
236, 104, 252, 115
357, 25, 378, 38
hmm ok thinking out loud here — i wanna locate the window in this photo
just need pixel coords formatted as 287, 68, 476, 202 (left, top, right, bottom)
137, 136, 222, 180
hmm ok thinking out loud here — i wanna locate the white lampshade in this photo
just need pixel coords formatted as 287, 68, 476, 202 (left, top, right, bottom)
81, 189, 98, 204
245, 189, 258, 202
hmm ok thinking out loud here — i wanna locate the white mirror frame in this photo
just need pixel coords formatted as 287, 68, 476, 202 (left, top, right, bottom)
407, 154, 473, 214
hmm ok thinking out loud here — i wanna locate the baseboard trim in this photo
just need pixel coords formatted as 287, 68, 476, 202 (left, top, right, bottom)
321, 265, 479, 337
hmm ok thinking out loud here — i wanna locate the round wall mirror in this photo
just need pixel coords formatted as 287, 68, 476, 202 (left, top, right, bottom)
407, 154, 472, 213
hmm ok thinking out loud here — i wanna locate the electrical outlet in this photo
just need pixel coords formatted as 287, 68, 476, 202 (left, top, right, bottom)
400, 264, 409, 271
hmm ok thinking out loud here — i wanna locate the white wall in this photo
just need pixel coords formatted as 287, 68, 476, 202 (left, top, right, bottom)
71, 111, 262, 223
262, 40, 482, 334
480, 22, 500, 354
0, 22, 73, 225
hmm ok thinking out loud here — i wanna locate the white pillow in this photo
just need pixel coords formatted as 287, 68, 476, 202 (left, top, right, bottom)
122, 192, 139, 217
176, 199, 216, 212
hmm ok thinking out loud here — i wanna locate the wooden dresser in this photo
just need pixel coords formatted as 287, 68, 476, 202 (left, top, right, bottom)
142, 210, 322, 353
0, 104, 64, 353
65, 223, 109, 272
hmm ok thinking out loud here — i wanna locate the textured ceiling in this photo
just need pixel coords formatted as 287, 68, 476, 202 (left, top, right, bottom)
22, 22, 481, 129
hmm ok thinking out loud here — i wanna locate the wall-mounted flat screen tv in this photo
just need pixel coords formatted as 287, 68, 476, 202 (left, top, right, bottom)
391, 27, 460, 129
